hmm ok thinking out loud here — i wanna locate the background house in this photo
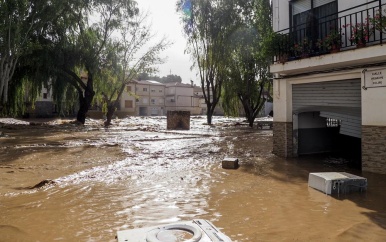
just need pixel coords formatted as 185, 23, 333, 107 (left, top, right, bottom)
31, 84, 56, 118
271, 0, 386, 173
165, 82, 201, 115
118, 81, 137, 117
133, 80, 165, 116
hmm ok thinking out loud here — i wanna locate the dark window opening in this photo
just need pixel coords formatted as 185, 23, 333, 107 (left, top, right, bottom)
291, 0, 338, 50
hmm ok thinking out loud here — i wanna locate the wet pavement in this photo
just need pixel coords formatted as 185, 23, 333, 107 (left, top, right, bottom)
0, 116, 386, 242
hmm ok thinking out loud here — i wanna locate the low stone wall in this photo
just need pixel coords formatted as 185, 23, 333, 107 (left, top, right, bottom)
32, 101, 55, 118
362, 125, 386, 174
273, 122, 293, 157
167, 111, 190, 130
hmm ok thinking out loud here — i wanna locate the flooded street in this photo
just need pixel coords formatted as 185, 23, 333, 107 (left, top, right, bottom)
1, 116, 386, 242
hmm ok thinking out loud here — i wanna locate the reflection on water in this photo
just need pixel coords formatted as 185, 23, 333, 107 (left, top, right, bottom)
1, 116, 386, 242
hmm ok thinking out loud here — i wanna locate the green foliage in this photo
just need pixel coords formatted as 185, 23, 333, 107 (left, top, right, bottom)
372, 8, 386, 34
0, 0, 142, 120
221, 0, 272, 126
99, 10, 170, 125
138, 73, 183, 83
177, 0, 237, 124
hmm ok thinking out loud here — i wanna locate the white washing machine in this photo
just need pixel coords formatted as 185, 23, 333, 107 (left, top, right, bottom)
117, 219, 232, 242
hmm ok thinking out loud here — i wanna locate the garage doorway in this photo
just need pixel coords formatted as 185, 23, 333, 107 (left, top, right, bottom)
292, 79, 362, 168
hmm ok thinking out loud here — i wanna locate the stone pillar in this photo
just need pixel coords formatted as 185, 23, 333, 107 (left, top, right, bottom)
167, 111, 190, 130
362, 125, 386, 174
273, 122, 293, 157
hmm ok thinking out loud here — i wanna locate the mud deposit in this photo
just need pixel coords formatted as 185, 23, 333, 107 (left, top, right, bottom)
1, 116, 386, 242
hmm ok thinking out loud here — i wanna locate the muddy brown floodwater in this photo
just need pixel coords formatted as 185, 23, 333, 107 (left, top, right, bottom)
1, 116, 386, 242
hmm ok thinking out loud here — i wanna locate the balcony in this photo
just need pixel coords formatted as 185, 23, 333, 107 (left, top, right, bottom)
273, 1, 386, 64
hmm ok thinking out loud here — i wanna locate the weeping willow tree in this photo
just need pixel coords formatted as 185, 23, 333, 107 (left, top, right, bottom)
222, 0, 272, 127
52, 75, 79, 117
1, 0, 140, 123
52, 0, 140, 124
0, 1, 54, 115
96, 11, 170, 126
177, 0, 238, 125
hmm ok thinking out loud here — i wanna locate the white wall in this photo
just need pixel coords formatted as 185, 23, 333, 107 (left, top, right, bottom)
272, 0, 290, 32
362, 67, 386, 126
150, 86, 165, 97
273, 78, 292, 122
36, 86, 53, 102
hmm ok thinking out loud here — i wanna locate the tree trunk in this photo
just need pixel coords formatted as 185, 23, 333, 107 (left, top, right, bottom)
76, 73, 95, 124
248, 116, 254, 127
240, 96, 255, 128
103, 83, 125, 126
104, 104, 115, 126
206, 103, 214, 125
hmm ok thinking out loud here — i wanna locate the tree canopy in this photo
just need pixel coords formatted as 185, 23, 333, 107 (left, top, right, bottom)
222, 0, 272, 127
177, 0, 237, 125
99, 11, 170, 126
177, 0, 272, 125
0, 0, 143, 123
138, 73, 183, 83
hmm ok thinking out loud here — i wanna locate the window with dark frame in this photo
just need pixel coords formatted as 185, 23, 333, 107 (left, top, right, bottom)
290, 0, 338, 44
125, 100, 133, 108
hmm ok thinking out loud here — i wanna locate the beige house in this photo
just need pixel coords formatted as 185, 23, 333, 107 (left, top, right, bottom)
118, 81, 137, 116
165, 82, 201, 115
271, 0, 386, 173
193, 85, 206, 115
119, 80, 166, 116
134, 80, 165, 116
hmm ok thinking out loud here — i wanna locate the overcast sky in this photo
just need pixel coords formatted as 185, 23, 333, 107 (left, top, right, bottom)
137, 0, 195, 84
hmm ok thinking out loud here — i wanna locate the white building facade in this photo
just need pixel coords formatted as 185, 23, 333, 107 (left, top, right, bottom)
120, 81, 207, 116
135, 80, 165, 116
165, 82, 201, 115
271, 0, 386, 173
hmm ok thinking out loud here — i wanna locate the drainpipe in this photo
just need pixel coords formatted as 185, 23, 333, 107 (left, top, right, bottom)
380, 0, 383, 45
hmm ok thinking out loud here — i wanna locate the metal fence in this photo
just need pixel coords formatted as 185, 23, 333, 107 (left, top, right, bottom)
273, 0, 386, 63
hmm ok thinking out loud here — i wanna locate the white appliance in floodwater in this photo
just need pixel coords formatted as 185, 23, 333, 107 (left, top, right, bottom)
116, 219, 232, 242
308, 172, 367, 195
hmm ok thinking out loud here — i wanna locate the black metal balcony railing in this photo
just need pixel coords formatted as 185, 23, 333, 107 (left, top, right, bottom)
273, 0, 386, 63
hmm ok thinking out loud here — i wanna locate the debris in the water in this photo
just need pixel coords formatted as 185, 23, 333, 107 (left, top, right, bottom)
308, 172, 367, 195
29, 179, 56, 189
222, 157, 239, 169
167, 111, 190, 130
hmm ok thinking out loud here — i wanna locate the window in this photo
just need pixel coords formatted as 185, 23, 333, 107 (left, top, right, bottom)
135, 98, 139, 103
151, 89, 155, 92
125, 100, 133, 108
151, 99, 156, 104
143, 87, 148, 92
291, 0, 338, 42
126, 86, 132, 92
43, 93, 48, 99
159, 89, 163, 93
326, 118, 340, 127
